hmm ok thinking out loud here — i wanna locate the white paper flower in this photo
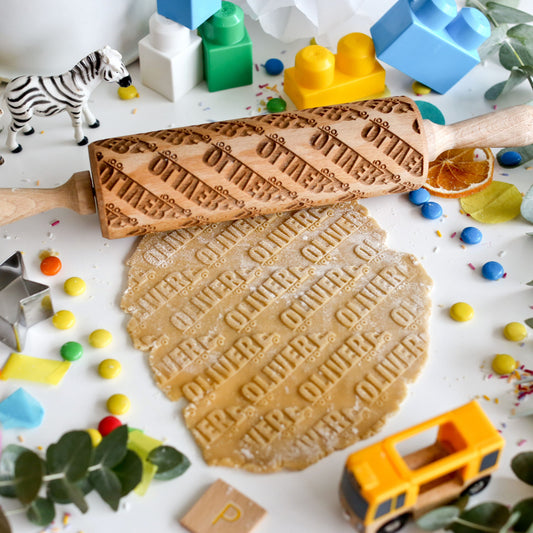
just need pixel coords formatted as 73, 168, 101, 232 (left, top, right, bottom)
233, 0, 396, 48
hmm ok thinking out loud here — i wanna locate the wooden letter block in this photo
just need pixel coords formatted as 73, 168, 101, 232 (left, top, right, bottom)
180, 479, 267, 533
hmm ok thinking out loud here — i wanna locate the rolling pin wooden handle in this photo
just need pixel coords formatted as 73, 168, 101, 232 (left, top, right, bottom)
424, 104, 533, 160
0, 171, 95, 227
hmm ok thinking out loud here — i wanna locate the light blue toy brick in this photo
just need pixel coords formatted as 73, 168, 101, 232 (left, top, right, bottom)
370, 0, 490, 94
157, 0, 221, 29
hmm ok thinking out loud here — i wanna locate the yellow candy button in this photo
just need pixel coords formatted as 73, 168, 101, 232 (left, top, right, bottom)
412, 81, 431, 95
64, 277, 86, 296
52, 310, 76, 329
449, 302, 474, 322
503, 322, 527, 342
86, 428, 102, 447
89, 329, 113, 348
107, 393, 130, 415
492, 353, 517, 375
98, 358, 122, 379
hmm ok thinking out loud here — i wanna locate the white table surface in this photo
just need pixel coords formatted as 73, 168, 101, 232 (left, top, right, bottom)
1, 13, 533, 533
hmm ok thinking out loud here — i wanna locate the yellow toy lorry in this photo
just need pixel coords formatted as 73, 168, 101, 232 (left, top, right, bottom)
340, 401, 505, 533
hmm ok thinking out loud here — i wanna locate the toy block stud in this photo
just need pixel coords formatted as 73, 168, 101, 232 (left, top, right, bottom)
199, 1, 253, 92
370, 0, 490, 94
156, 0, 222, 30
139, 12, 203, 101
284, 33, 386, 110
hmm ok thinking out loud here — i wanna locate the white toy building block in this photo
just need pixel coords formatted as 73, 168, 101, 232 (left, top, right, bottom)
139, 12, 203, 101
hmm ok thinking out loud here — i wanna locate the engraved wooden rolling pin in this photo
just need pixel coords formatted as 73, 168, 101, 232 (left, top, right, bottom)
2, 96, 533, 239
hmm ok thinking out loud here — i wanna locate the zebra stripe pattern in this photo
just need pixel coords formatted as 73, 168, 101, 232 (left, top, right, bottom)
3, 46, 131, 153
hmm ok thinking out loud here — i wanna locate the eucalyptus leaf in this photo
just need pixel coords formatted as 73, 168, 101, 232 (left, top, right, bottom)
46, 431, 92, 482
507, 24, 533, 46
512, 498, 533, 532
486, 2, 533, 24
499, 40, 533, 70
525, 317, 533, 327
0, 444, 29, 498
93, 425, 128, 469
0, 506, 12, 533
112, 450, 143, 496
47, 478, 88, 513
148, 446, 189, 475
153, 456, 190, 481
451, 502, 510, 533
511, 452, 533, 485
14, 451, 44, 505
26, 497, 56, 527
88, 467, 122, 511
485, 69, 527, 99
416, 506, 460, 530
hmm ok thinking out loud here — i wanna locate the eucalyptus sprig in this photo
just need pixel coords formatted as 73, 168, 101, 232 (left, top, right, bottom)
465, 0, 533, 100
416, 451, 533, 532
0, 425, 190, 533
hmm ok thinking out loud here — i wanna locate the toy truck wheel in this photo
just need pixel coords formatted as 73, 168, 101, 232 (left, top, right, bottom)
461, 475, 491, 496
377, 513, 410, 533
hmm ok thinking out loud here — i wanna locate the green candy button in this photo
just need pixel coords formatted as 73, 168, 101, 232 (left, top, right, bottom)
60, 341, 84, 361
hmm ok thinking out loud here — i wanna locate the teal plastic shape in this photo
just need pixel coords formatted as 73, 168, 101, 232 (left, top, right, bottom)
156, 0, 221, 30
199, 1, 253, 92
370, 0, 490, 94
0, 388, 44, 429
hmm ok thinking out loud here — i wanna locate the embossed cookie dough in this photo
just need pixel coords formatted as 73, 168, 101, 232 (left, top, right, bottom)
122, 202, 432, 471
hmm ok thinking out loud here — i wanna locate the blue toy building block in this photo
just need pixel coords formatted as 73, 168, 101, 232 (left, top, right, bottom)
157, 0, 221, 30
370, 0, 490, 94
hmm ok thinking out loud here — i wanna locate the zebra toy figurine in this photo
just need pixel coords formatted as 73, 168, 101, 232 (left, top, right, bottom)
3, 45, 132, 153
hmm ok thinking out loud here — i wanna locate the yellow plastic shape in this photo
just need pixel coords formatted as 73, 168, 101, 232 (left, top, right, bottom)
460, 181, 522, 223
128, 430, 162, 496
341, 401, 504, 533
0, 353, 71, 384
284, 33, 386, 109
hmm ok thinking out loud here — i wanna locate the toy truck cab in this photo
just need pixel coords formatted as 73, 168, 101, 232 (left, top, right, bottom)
340, 401, 504, 533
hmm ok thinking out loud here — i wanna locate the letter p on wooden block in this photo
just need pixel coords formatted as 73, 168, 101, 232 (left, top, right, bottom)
181, 479, 267, 532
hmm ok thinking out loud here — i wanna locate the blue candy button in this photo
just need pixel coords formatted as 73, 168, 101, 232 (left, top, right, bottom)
460, 226, 482, 245
421, 201, 443, 219
481, 261, 504, 280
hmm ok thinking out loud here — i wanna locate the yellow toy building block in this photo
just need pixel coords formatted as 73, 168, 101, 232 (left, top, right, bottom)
0, 353, 70, 385
283, 33, 386, 110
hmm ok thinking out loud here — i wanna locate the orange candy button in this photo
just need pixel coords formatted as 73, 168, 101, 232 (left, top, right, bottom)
40, 255, 62, 275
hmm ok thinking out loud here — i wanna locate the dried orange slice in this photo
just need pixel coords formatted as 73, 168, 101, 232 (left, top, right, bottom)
424, 147, 495, 198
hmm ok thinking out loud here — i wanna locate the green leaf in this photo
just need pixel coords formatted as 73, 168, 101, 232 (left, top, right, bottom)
14, 451, 44, 505
46, 430, 92, 482
148, 446, 189, 474
451, 502, 510, 533
525, 317, 533, 327
89, 467, 122, 511
499, 40, 533, 70
149, 447, 191, 481
93, 425, 128, 469
484, 68, 527, 99
47, 478, 88, 513
508, 24, 533, 46
26, 497, 56, 527
512, 452, 533, 485
0, 444, 29, 498
512, 499, 533, 532
486, 2, 533, 23
112, 450, 143, 496
416, 506, 460, 530
0, 506, 12, 533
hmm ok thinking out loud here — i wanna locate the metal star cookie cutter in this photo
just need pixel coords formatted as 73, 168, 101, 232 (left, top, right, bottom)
0, 251, 54, 351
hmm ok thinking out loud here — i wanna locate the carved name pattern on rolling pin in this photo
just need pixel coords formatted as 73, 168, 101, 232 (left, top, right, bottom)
88, 96, 426, 239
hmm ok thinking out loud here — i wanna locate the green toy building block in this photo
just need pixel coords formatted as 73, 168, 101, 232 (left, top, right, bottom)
199, 1, 253, 92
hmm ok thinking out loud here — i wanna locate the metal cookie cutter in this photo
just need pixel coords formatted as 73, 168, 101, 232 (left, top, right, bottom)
0, 251, 54, 351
